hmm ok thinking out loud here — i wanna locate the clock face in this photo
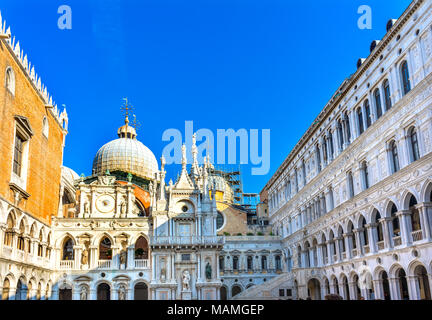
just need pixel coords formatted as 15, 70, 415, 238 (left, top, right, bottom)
96, 195, 115, 213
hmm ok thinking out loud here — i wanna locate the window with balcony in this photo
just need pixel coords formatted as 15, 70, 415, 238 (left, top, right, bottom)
17, 220, 25, 251
99, 237, 112, 260
62, 237, 74, 260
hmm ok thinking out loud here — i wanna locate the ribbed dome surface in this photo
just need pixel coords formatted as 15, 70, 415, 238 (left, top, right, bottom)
92, 137, 158, 180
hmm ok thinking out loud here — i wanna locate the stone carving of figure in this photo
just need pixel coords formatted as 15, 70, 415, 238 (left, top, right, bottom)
205, 262, 212, 280
118, 286, 126, 300
80, 286, 88, 300
182, 270, 191, 291
84, 201, 90, 214
120, 201, 126, 215
81, 248, 89, 266
119, 242, 127, 268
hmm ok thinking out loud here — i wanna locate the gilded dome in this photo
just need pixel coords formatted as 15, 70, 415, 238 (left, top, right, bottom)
92, 119, 158, 180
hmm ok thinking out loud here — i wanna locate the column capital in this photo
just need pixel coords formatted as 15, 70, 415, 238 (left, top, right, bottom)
396, 210, 411, 217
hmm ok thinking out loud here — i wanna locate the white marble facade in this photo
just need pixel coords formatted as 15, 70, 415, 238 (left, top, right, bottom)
237, 0, 432, 300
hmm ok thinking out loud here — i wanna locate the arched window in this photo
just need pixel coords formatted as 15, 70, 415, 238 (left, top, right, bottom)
390, 203, 400, 237
42, 117, 49, 138
15, 280, 25, 300
328, 187, 334, 210
97, 283, 111, 300
374, 211, 384, 243
247, 256, 253, 271
357, 108, 364, 135
408, 127, 420, 162
99, 237, 112, 260
231, 285, 242, 298
219, 256, 225, 271
344, 112, 351, 142
134, 236, 149, 259
408, 195, 421, 234
360, 216, 368, 246
337, 120, 344, 150
322, 137, 328, 164
37, 231, 44, 257
233, 256, 239, 271
389, 140, 400, 173
364, 100, 372, 128
361, 161, 369, 190
62, 237, 74, 260
4, 213, 15, 247
347, 171, 354, 199
316, 145, 321, 172
275, 255, 282, 271
5, 67, 15, 95
374, 89, 382, 119
261, 256, 267, 270
401, 61, 411, 95
17, 220, 25, 251
383, 79, 392, 111
2, 279, 10, 300
134, 282, 148, 300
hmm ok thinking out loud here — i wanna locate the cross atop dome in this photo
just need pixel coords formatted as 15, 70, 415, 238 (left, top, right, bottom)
118, 98, 137, 139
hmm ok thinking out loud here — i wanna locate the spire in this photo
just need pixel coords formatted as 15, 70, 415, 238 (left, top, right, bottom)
181, 143, 187, 172
191, 133, 200, 179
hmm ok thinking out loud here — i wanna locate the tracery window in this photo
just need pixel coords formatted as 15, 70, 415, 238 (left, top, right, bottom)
374, 89, 382, 119
383, 79, 392, 111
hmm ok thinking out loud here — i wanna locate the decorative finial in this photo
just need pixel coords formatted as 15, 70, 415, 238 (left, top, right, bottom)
105, 169, 110, 176
127, 172, 132, 182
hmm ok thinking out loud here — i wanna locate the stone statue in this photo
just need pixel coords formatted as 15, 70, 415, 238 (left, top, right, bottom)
80, 286, 88, 300
182, 270, 191, 291
120, 201, 126, 215
83, 201, 90, 214
119, 242, 127, 268
81, 248, 89, 266
205, 262, 212, 280
118, 286, 126, 300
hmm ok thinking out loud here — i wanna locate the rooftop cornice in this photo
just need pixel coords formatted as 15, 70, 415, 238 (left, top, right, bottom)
0, 10, 67, 131
262, 0, 423, 193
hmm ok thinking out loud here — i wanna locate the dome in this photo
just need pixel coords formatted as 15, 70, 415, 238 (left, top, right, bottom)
92, 119, 158, 180
62, 166, 80, 185
208, 174, 234, 203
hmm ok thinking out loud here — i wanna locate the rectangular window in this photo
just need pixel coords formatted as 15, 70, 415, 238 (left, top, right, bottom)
181, 254, 190, 261
279, 289, 285, 297
286, 289, 292, 296
13, 134, 24, 176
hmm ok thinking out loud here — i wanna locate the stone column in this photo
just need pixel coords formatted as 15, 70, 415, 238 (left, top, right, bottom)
317, 245, 323, 267
344, 233, 352, 260
397, 210, 413, 246
380, 217, 392, 249
73, 245, 81, 269
334, 237, 342, 262
89, 246, 98, 269
388, 277, 400, 300
326, 241, 332, 265
366, 224, 377, 254
127, 247, 135, 269
416, 203, 431, 241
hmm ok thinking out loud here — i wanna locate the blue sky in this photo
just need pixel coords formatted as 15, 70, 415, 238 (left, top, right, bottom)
2, 0, 411, 195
